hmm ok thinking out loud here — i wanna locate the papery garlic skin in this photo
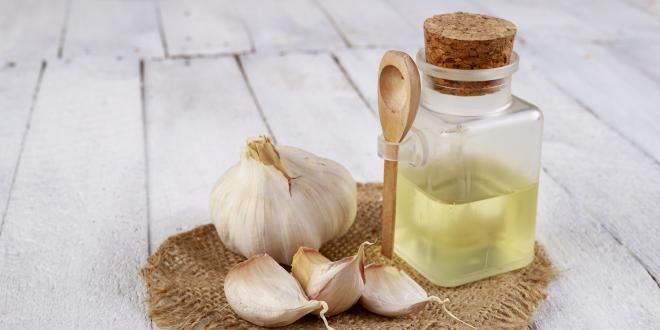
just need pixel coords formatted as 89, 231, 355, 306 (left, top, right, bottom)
292, 242, 370, 316
224, 254, 333, 329
211, 136, 357, 265
360, 264, 476, 329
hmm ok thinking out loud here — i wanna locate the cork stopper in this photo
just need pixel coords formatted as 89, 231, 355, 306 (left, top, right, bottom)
423, 12, 517, 96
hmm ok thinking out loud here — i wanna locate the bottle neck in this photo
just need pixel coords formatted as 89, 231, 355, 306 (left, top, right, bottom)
416, 48, 518, 117
421, 77, 513, 116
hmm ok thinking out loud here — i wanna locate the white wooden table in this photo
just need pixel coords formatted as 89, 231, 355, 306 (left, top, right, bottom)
1, 0, 659, 328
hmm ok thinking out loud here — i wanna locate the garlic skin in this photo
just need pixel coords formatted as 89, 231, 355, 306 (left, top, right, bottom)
360, 264, 475, 328
359, 264, 429, 317
224, 254, 333, 329
211, 136, 357, 265
291, 242, 371, 316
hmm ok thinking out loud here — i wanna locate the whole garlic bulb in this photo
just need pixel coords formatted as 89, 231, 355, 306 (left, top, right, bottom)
211, 136, 357, 265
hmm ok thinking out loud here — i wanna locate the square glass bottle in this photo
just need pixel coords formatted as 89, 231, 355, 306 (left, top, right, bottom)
379, 49, 543, 287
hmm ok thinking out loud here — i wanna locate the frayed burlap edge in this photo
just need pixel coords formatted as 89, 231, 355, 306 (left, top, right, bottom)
141, 183, 556, 329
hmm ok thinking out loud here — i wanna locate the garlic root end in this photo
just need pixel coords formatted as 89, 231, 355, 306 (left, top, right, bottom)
317, 301, 335, 330
428, 296, 476, 329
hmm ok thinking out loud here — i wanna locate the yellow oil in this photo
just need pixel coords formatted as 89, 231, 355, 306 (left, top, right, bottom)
394, 158, 537, 287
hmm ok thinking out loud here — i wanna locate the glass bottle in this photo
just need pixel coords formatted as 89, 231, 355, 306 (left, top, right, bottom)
378, 49, 543, 287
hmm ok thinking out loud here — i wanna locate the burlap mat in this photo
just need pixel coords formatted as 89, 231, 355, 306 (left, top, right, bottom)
141, 183, 555, 329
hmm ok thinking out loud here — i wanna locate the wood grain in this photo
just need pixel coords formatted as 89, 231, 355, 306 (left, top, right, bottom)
513, 47, 660, 280
386, 0, 482, 28
236, 0, 345, 53
335, 48, 419, 111
143, 57, 270, 249
0, 58, 149, 329
317, 0, 418, 48
624, 0, 660, 17
0, 0, 68, 61
534, 172, 660, 329
62, 0, 163, 58
478, 1, 660, 162
468, 0, 601, 42
240, 52, 381, 181
380, 159, 397, 258
0, 63, 42, 229
158, 0, 252, 57
612, 40, 660, 82
554, 0, 660, 41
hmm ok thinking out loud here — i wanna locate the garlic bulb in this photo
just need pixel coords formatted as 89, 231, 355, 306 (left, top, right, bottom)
224, 254, 333, 329
360, 264, 475, 328
210, 136, 357, 265
291, 242, 371, 316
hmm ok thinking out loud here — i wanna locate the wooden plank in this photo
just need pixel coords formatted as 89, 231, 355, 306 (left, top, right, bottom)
545, 43, 660, 157
235, 0, 345, 53
62, 0, 162, 58
0, 62, 43, 227
624, 0, 660, 17
511, 47, 660, 280
316, 0, 418, 48
534, 172, 660, 329
386, 0, 482, 28
466, 0, 601, 42
158, 0, 252, 57
0, 58, 149, 329
333, 48, 660, 327
0, 0, 68, 61
554, 0, 660, 41
474, 1, 660, 162
240, 52, 381, 181
144, 57, 270, 249
612, 40, 660, 82
334, 47, 417, 111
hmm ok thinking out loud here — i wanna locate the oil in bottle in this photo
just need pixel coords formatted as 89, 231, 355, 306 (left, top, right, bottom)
394, 157, 537, 287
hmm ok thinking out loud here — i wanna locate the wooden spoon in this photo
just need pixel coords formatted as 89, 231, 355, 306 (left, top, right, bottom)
377, 51, 421, 258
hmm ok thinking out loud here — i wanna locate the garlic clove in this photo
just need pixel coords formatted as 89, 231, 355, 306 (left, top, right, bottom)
360, 264, 475, 329
224, 254, 333, 329
359, 264, 428, 316
291, 242, 371, 316
291, 247, 331, 289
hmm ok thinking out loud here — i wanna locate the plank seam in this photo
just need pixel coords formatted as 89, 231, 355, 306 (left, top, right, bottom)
595, 221, 660, 288
163, 51, 252, 60
153, 0, 170, 58
234, 55, 277, 142
313, 0, 352, 48
473, 0, 660, 165
57, 0, 72, 58
237, 14, 256, 54
542, 167, 660, 287
144, 49, 336, 62
540, 63, 660, 166
513, 38, 660, 167
0, 61, 48, 236
331, 52, 377, 117
140, 59, 153, 256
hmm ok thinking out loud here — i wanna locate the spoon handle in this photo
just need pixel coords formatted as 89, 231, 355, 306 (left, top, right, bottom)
381, 155, 398, 258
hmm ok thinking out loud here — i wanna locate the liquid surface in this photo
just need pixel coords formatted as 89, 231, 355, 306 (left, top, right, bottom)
395, 159, 537, 287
